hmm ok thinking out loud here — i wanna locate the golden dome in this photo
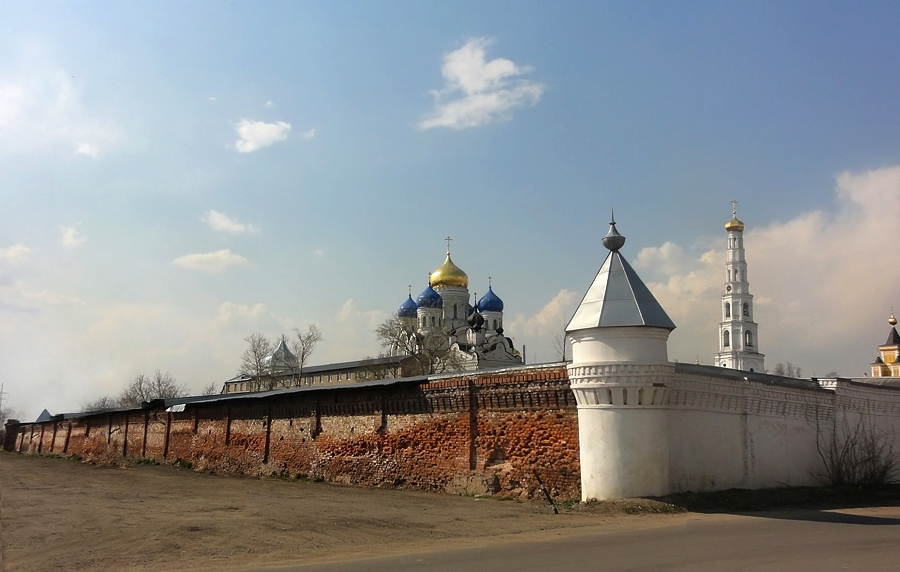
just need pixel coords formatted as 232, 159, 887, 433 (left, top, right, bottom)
725, 216, 745, 232
890, 313, 897, 327
431, 253, 468, 289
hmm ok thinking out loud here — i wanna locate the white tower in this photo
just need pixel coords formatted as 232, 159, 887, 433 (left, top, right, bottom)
713, 201, 765, 372
566, 216, 676, 501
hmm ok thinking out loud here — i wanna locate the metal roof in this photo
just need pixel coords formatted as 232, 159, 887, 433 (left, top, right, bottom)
566, 249, 676, 333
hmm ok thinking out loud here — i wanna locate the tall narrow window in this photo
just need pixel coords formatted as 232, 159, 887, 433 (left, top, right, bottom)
745, 331, 753, 347
725, 302, 731, 318
453, 305, 458, 319
723, 330, 730, 347
493, 319, 498, 330
422, 317, 426, 328
431, 316, 436, 327
743, 303, 749, 317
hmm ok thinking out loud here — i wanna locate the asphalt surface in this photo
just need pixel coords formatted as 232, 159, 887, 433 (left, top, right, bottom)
245, 507, 900, 572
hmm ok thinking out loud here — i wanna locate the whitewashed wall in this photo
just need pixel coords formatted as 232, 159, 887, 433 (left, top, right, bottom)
665, 365, 900, 495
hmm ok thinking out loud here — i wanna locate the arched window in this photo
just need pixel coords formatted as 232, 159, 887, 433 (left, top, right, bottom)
743, 303, 749, 317
431, 316, 436, 327
728, 269, 731, 281
453, 305, 458, 319
422, 317, 426, 328
725, 303, 731, 318
723, 330, 730, 347
745, 331, 753, 347
493, 319, 498, 330
735, 270, 740, 281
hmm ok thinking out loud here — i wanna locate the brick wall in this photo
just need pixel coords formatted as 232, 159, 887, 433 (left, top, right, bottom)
4, 364, 581, 501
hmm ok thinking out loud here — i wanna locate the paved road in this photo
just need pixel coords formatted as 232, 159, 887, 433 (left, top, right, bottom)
244, 507, 900, 572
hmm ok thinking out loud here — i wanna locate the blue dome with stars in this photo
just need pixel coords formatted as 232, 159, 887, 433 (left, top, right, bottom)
417, 284, 443, 309
478, 287, 504, 313
398, 294, 418, 318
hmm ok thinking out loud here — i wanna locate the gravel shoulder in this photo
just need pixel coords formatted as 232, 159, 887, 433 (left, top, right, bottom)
0, 453, 686, 571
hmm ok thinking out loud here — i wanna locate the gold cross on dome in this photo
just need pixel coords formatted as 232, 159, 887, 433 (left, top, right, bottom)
445, 236, 452, 253
731, 199, 738, 217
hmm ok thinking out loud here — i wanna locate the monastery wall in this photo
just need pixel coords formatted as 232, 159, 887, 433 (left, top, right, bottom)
5, 364, 581, 501
666, 366, 900, 495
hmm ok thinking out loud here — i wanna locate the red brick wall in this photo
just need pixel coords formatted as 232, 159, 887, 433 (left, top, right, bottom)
4, 364, 580, 500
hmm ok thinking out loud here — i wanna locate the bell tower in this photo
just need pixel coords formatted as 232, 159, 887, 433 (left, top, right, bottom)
714, 201, 765, 372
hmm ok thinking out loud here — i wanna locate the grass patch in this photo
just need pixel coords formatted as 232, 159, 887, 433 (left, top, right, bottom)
134, 458, 159, 466
175, 459, 193, 470
68, 454, 83, 462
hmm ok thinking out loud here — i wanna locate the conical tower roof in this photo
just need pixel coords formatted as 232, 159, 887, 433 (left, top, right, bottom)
566, 218, 675, 333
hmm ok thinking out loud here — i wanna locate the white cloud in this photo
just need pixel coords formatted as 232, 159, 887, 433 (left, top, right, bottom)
75, 142, 98, 157
313, 248, 324, 258
202, 210, 259, 234
419, 38, 545, 130
0, 58, 121, 154
632, 165, 900, 376
209, 97, 217, 102
0, 280, 84, 309
299, 128, 316, 139
59, 225, 86, 249
233, 119, 291, 153
265, 101, 274, 107
0, 244, 31, 265
506, 289, 579, 363
312, 298, 384, 363
173, 249, 249, 273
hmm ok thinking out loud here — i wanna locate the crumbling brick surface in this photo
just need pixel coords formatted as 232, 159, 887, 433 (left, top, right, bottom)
6, 365, 581, 500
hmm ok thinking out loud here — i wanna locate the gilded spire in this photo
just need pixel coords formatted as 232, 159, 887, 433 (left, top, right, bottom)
725, 200, 745, 232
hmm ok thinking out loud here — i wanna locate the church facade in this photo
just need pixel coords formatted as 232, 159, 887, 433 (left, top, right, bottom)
391, 240, 523, 372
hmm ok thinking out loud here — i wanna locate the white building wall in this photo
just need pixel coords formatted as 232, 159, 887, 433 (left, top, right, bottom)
662, 368, 900, 495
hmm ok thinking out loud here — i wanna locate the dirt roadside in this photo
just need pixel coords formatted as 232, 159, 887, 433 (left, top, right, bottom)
0, 453, 687, 571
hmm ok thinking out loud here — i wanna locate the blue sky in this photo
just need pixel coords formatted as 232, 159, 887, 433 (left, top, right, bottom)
2, 1, 900, 419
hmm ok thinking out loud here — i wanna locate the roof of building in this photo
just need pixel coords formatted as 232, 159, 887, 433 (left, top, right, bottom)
264, 337, 299, 370
566, 219, 676, 333
430, 252, 468, 289
417, 282, 443, 309
478, 286, 504, 313
398, 294, 418, 318
884, 326, 900, 346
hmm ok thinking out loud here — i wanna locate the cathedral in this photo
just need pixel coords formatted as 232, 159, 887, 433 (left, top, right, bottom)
391, 239, 523, 372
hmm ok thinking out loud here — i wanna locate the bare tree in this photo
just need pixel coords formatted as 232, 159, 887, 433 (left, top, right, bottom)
291, 324, 323, 378
374, 315, 463, 376
815, 409, 899, 486
0, 404, 21, 426
773, 362, 803, 378
200, 381, 221, 396
118, 370, 186, 408
240, 333, 275, 391
81, 395, 119, 413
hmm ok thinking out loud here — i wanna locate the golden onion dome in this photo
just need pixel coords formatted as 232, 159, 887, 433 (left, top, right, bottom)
725, 215, 745, 232
890, 312, 897, 327
430, 253, 468, 289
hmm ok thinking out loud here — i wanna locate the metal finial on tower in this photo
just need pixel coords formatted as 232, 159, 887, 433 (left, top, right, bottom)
488, 275, 492, 288
602, 209, 626, 251
890, 308, 897, 327
427, 272, 432, 286
408, 284, 412, 296
731, 199, 738, 217
445, 236, 453, 254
